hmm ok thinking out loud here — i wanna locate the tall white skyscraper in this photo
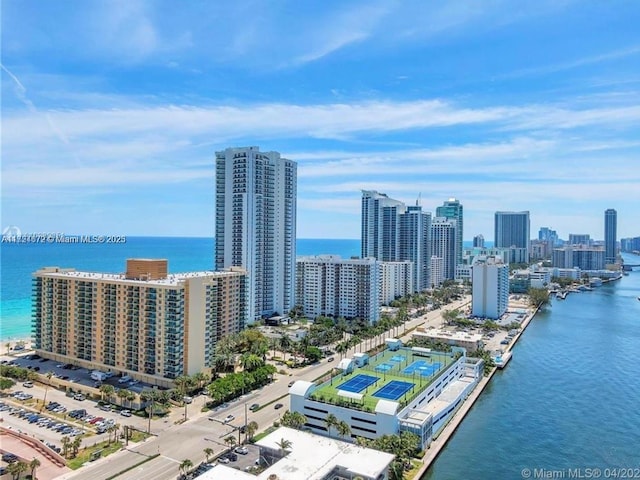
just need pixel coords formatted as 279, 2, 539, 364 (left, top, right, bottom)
494, 211, 531, 262
430, 217, 457, 281
361, 190, 405, 261
215, 146, 297, 322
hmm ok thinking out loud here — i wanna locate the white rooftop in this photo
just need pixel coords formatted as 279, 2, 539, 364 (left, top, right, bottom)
198, 427, 395, 480
414, 328, 483, 343
34, 267, 241, 287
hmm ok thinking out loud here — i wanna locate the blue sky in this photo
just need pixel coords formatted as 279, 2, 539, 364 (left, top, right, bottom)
2, 0, 639, 240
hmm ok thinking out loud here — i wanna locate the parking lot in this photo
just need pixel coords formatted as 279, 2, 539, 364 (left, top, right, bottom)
6, 354, 155, 395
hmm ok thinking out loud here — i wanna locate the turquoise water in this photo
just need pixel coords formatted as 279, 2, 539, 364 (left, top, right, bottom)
423, 254, 640, 479
0, 237, 361, 340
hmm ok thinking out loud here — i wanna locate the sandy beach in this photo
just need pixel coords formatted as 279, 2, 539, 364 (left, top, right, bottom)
1, 337, 34, 355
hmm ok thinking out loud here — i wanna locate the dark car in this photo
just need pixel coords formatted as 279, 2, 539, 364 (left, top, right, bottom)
2, 453, 18, 463
227, 452, 238, 462
274, 403, 284, 410
327, 357, 335, 362
249, 403, 259, 411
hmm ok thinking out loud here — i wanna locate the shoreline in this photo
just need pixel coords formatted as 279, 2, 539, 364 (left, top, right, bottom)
413, 304, 540, 478
1, 336, 34, 354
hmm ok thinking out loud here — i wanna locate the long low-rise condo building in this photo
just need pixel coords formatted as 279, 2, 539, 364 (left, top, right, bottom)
290, 343, 483, 450
32, 259, 248, 387
412, 327, 484, 351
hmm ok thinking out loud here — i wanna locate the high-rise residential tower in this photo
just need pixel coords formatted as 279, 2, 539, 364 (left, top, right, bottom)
361, 190, 405, 261
215, 146, 297, 322
604, 208, 617, 264
494, 211, 531, 262
398, 205, 431, 291
436, 198, 463, 266
430, 217, 457, 281
361, 191, 431, 292
473, 234, 485, 248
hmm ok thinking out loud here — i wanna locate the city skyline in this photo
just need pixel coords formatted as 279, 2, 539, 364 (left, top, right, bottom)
2, 1, 639, 239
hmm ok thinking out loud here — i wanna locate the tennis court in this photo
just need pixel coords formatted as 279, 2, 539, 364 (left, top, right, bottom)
372, 380, 415, 400
337, 374, 379, 393
403, 360, 442, 376
390, 354, 406, 362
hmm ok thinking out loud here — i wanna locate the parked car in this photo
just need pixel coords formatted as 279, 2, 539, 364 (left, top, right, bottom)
73, 393, 86, 401
183, 396, 193, 404
274, 403, 284, 410
2, 453, 18, 463
22, 381, 34, 388
234, 446, 249, 455
217, 456, 230, 464
288, 381, 295, 387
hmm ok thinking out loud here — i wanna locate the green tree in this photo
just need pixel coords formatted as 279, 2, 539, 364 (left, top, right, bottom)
140, 389, 159, 433
241, 353, 264, 372
275, 438, 292, 457
61, 436, 71, 458
71, 436, 82, 458
325, 413, 339, 437
29, 457, 41, 480
336, 420, 351, 440
203, 447, 214, 463
279, 334, 292, 361
0, 376, 16, 393
224, 435, 237, 449
179, 459, 193, 477
40, 371, 54, 412
528, 287, 550, 308
281, 411, 307, 430
99, 384, 115, 403
7, 460, 28, 480
246, 420, 259, 442
192, 371, 210, 390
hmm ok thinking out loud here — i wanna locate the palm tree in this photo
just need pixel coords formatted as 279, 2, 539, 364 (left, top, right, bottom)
40, 371, 54, 412
203, 447, 214, 464
275, 438, 292, 457
279, 334, 292, 361
179, 459, 193, 477
174, 375, 193, 397
224, 435, 237, 449
246, 420, 259, 441
99, 384, 115, 403
192, 371, 210, 391
61, 436, 71, 458
140, 389, 159, 433
117, 388, 130, 407
241, 353, 264, 372
71, 436, 82, 458
336, 420, 351, 440
7, 461, 28, 480
29, 457, 41, 479
325, 413, 339, 437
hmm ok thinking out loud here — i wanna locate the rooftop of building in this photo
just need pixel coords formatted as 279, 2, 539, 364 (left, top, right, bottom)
200, 427, 395, 480
413, 328, 484, 343
33, 266, 245, 286
307, 346, 456, 413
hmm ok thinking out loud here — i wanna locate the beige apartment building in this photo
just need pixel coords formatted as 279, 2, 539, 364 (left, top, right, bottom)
32, 259, 247, 385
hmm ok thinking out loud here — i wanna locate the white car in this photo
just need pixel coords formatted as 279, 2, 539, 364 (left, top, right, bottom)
120, 410, 132, 417
223, 414, 235, 423
217, 457, 230, 464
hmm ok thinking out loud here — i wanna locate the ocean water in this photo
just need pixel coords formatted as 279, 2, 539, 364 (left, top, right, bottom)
0, 237, 361, 340
423, 253, 640, 479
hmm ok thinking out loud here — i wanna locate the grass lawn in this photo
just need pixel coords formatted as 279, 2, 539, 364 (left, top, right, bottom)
67, 440, 123, 469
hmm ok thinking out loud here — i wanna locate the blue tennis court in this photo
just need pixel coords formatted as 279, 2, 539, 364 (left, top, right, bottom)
403, 360, 442, 376
373, 380, 415, 400
375, 363, 393, 372
390, 354, 406, 362
338, 374, 379, 393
